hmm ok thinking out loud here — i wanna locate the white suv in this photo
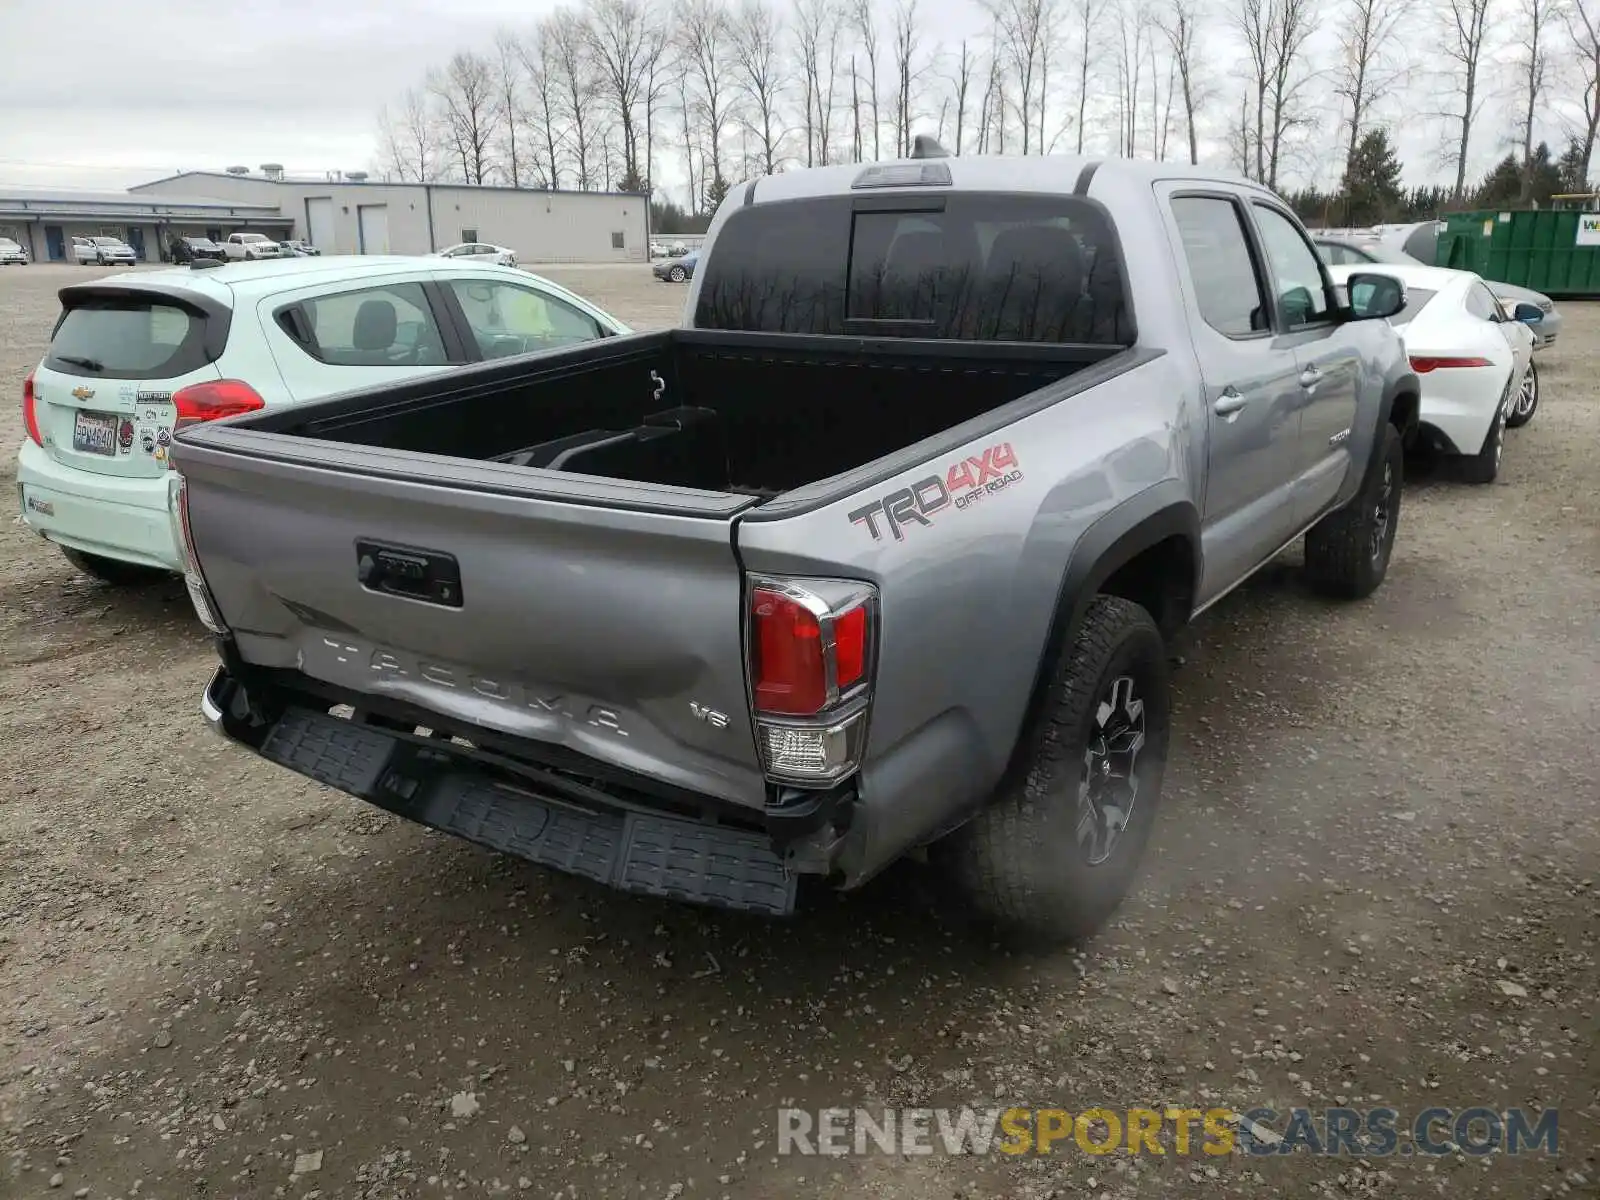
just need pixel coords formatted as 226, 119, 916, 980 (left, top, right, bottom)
18, 256, 630, 583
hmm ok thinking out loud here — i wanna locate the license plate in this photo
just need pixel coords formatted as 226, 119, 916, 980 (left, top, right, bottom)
72, 409, 120, 457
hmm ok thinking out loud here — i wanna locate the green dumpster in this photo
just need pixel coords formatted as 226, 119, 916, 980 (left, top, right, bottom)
1437, 206, 1600, 299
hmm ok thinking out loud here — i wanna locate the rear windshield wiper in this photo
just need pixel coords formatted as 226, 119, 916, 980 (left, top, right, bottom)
55, 355, 104, 371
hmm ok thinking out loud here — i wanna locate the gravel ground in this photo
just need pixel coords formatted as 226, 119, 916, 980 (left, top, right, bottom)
1, 262, 1596, 1200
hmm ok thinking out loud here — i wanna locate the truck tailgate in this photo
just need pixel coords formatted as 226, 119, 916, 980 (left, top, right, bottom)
176, 433, 769, 809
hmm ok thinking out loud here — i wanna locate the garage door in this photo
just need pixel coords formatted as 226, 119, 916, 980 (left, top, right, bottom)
357, 204, 389, 254
306, 197, 335, 253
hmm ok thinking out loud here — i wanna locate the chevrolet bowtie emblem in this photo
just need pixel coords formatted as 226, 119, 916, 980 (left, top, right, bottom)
71, 386, 95, 401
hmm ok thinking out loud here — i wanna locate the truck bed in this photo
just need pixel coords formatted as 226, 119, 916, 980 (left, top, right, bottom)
235, 328, 1116, 499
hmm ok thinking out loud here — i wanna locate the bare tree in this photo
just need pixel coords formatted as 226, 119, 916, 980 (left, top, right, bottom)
1264, 0, 1319, 190
795, 0, 843, 165
1234, 0, 1319, 188
945, 39, 981, 153
850, 0, 883, 158
1564, 0, 1600, 185
679, 0, 736, 199
376, 106, 411, 182
549, 10, 601, 188
889, 0, 930, 155
675, 61, 701, 208
430, 51, 501, 184
1235, 0, 1270, 179
1152, 0, 1206, 164
1517, 0, 1555, 196
1074, 0, 1106, 152
730, 0, 789, 172
586, 0, 658, 190
643, 36, 674, 192
851, 55, 864, 159
519, 20, 570, 188
377, 86, 441, 181
985, 0, 1056, 154
1331, 0, 1406, 196
1437, 0, 1494, 199
1115, 0, 1150, 156
492, 31, 527, 186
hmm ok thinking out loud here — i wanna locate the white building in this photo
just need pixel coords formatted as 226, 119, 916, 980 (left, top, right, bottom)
130, 172, 649, 264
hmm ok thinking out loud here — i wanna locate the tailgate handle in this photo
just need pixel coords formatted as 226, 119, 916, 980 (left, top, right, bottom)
356, 541, 463, 608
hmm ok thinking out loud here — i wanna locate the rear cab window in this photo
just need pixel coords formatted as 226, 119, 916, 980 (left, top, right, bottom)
693, 192, 1132, 345
46, 295, 215, 380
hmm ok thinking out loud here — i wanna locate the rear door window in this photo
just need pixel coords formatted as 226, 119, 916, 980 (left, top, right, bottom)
694, 192, 1131, 344
283, 281, 450, 366
1170, 196, 1271, 337
46, 300, 207, 379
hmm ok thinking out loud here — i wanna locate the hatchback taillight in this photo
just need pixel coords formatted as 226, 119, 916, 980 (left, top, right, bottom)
172, 379, 266, 431
747, 576, 877, 786
21, 370, 41, 447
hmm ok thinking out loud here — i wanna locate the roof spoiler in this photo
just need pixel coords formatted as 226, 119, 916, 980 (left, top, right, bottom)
910, 135, 950, 160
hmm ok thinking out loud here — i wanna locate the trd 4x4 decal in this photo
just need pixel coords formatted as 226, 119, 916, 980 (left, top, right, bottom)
848, 442, 1024, 542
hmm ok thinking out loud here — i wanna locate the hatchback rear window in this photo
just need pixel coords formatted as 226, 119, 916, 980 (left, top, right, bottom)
695, 191, 1132, 345
47, 300, 210, 379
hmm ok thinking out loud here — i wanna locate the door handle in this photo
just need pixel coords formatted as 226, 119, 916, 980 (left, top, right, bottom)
1299, 365, 1323, 388
1214, 389, 1248, 416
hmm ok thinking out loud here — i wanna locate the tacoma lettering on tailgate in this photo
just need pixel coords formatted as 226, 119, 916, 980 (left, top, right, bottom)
313, 636, 630, 736
848, 442, 1024, 542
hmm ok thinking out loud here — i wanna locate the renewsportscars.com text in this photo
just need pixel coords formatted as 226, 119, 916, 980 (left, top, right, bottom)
776, 1105, 1559, 1158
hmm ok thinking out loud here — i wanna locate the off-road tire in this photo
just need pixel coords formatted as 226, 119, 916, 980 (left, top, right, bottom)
1304, 422, 1403, 600
60, 548, 169, 586
1506, 360, 1539, 429
1458, 393, 1508, 485
947, 594, 1171, 948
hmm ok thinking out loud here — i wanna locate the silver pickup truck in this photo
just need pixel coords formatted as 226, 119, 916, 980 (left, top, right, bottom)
174, 149, 1419, 944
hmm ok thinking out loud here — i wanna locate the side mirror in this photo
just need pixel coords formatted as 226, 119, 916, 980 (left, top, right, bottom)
1512, 301, 1544, 324
1346, 271, 1407, 321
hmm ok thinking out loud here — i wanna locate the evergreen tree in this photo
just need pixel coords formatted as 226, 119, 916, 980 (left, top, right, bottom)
1556, 139, 1591, 196
1340, 128, 1405, 226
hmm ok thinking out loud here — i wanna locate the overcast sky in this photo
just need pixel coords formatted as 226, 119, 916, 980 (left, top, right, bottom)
0, 0, 1570, 204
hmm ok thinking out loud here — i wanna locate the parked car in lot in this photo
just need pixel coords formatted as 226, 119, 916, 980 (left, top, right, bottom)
278, 239, 320, 257
653, 248, 699, 282
221, 232, 280, 260
435, 242, 518, 267
649, 240, 667, 257
73, 236, 137, 266
17, 256, 630, 584
1312, 225, 1562, 351
1328, 262, 1538, 483
169, 235, 226, 264
0, 237, 28, 265
173, 152, 1418, 945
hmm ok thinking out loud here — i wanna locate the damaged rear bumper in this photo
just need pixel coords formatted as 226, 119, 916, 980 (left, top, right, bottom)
200, 665, 863, 917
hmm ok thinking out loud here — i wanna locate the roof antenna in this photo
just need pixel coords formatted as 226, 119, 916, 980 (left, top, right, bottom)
910, 135, 950, 160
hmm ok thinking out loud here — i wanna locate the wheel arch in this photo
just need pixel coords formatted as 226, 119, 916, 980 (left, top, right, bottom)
1001, 482, 1199, 785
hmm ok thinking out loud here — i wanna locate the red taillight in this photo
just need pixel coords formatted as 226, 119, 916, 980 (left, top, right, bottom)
172, 379, 266, 430
833, 605, 867, 690
751, 588, 828, 716
748, 582, 873, 718
1409, 355, 1493, 373
22, 370, 42, 447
